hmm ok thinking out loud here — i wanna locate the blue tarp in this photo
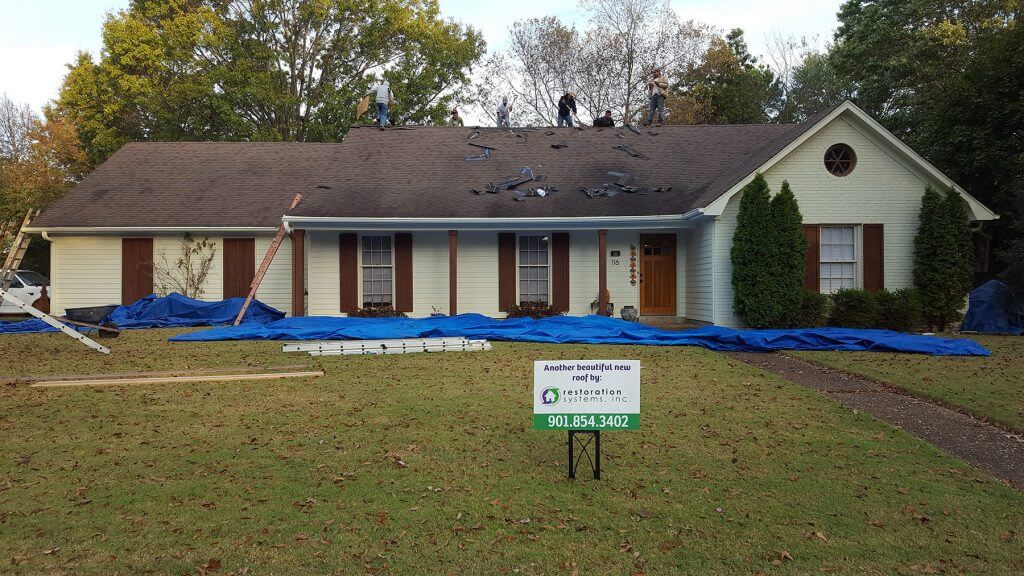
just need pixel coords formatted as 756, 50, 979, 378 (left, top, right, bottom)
170, 313, 990, 356
961, 280, 1024, 335
105, 293, 284, 329
0, 293, 284, 334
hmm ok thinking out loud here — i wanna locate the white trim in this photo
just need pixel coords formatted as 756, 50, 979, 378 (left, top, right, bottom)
703, 101, 998, 221
25, 226, 277, 234
283, 212, 705, 232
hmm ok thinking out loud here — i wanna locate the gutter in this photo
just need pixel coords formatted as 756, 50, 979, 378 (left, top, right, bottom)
25, 226, 279, 236
283, 211, 708, 232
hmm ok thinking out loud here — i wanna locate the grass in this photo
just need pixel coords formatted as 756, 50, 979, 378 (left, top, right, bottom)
791, 335, 1024, 433
0, 329, 1022, 575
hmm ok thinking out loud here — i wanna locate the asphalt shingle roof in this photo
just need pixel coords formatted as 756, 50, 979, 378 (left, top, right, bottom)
34, 111, 833, 228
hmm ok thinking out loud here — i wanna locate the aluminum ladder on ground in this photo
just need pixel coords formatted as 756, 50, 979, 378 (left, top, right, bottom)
1, 209, 40, 290
0, 288, 111, 354
283, 337, 492, 356
233, 193, 303, 325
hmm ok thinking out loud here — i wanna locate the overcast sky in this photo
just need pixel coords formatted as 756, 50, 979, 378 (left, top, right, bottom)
0, 0, 843, 114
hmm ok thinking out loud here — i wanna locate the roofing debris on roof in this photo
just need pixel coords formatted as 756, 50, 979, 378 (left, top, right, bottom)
613, 143, 647, 159
550, 141, 568, 149
513, 186, 559, 202
582, 171, 672, 199
472, 166, 555, 201
465, 148, 490, 161
626, 124, 642, 135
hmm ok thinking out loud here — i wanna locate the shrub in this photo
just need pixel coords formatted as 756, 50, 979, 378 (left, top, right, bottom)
876, 288, 922, 332
731, 173, 778, 328
828, 289, 880, 328
797, 290, 831, 327
349, 305, 407, 318
507, 301, 563, 319
914, 186, 973, 330
770, 181, 808, 326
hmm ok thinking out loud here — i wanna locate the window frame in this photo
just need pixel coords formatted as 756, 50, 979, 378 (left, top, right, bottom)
516, 233, 551, 306
359, 233, 395, 308
818, 225, 859, 294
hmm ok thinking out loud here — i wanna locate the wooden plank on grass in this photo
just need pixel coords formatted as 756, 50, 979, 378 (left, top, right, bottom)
31, 370, 324, 389
2, 364, 312, 384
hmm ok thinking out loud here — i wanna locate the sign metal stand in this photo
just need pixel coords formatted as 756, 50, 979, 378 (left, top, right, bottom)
568, 430, 601, 480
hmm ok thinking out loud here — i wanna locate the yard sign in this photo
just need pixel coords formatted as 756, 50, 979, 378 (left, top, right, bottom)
533, 360, 640, 430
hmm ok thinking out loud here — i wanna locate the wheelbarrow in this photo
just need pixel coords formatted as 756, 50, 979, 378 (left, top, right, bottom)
63, 305, 121, 338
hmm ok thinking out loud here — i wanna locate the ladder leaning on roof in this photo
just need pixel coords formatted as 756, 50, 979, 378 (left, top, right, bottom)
1, 209, 40, 291
233, 193, 303, 326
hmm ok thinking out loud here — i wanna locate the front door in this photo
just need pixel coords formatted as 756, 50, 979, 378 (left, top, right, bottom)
222, 238, 256, 299
639, 234, 676, 316
121, 238, 154, 305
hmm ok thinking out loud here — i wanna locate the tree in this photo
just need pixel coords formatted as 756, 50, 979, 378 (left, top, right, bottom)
474, 0, 712, 126
0, 98, 88, 223
770, 181, 807, 325
831, 0, 1021, 278
672, 29, 783, 124
58, 0, 485, 165
731, 173, 779, 327
913, 186, 973, 330
778, 51, 851, 122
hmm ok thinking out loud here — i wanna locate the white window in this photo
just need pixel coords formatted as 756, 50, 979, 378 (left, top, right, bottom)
361, 235, 393, 307
518, 235, 549, 305
820, 226, 856, 293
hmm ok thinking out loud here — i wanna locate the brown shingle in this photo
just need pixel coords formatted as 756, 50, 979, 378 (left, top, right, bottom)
34, 113, 832, 228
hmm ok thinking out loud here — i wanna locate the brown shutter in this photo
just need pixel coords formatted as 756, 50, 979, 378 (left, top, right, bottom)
551, 232, 570, 311
394, 232, 413, 312
339, 233, 358, 313
121, 238, 154, 305
498, 232, 516, 311
222, 238, 256, 299
863, 224, 884, 293
802, 225, 820, 292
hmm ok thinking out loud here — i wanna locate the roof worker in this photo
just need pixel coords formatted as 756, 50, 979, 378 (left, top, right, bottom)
496, 97, 513, 128
643, 68, 669, 126
557, 92, 577, 127
594, 109, 615, 127
369, 79, 394, 130
450, 107, 464, 127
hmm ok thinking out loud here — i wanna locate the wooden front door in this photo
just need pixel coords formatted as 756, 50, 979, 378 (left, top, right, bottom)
223, 238, 256, 299
639, 234, 676, 316
121, 238, 154, 305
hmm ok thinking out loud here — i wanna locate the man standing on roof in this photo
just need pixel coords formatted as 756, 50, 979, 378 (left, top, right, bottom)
496, 97, 512, 128
370, 79, 394, 130
557, 92, 577, 127
644, 69, 668, 126
594, 110, 615, 127
450, 108, 464, 126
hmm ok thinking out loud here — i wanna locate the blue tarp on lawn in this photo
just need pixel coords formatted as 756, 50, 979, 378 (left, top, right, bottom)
961, 280, 1024, 335
170, 313, 990, 356
0, 293, 284, 334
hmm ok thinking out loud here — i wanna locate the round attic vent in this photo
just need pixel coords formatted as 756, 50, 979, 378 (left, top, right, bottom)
824, 143, 856, 177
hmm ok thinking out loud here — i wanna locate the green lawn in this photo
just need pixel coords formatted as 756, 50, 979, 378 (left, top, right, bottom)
791, 335, 1024, 433
1, 330, 1022, 575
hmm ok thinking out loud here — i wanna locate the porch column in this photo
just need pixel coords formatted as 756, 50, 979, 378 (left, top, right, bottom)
598, 229, 608, 316
449, 230, 458, 315
291, 229, 305, 317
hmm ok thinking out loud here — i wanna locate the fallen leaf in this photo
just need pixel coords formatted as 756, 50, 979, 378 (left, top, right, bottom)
202, 558, 221, 571
42, 547, 59, 555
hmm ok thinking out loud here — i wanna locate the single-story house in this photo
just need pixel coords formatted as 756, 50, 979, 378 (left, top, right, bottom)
26, 101, 997, 327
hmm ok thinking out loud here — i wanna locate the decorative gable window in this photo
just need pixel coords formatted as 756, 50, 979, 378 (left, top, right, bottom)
361, 235, 393, 307
824, 144, 856, 177
518, 235, 549, 305
819, 226, 856, 293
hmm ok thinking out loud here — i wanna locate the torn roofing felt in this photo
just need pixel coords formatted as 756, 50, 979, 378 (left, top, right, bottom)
34, 109, 837, 228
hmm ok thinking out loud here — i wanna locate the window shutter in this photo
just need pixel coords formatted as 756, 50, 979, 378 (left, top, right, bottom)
339, 233, 358, 313
395, 232, 413, 312
802, 225, 820, 292
863, 224, 884, 293
551, 232, 570, 312
498, 232, 516, 311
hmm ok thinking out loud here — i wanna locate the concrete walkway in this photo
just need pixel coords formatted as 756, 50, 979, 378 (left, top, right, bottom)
726, 351, 1024, 491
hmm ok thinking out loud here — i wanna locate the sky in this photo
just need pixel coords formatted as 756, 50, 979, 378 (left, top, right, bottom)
0, 0, 844, 114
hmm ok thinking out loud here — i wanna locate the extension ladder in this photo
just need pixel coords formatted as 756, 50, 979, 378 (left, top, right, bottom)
282, 337, 492, 356
233, 193, 303, 325
1, 209, 40, 290
0, 288, 111, 354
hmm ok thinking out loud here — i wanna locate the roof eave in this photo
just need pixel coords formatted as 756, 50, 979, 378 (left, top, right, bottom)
282, 211, 706, 232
